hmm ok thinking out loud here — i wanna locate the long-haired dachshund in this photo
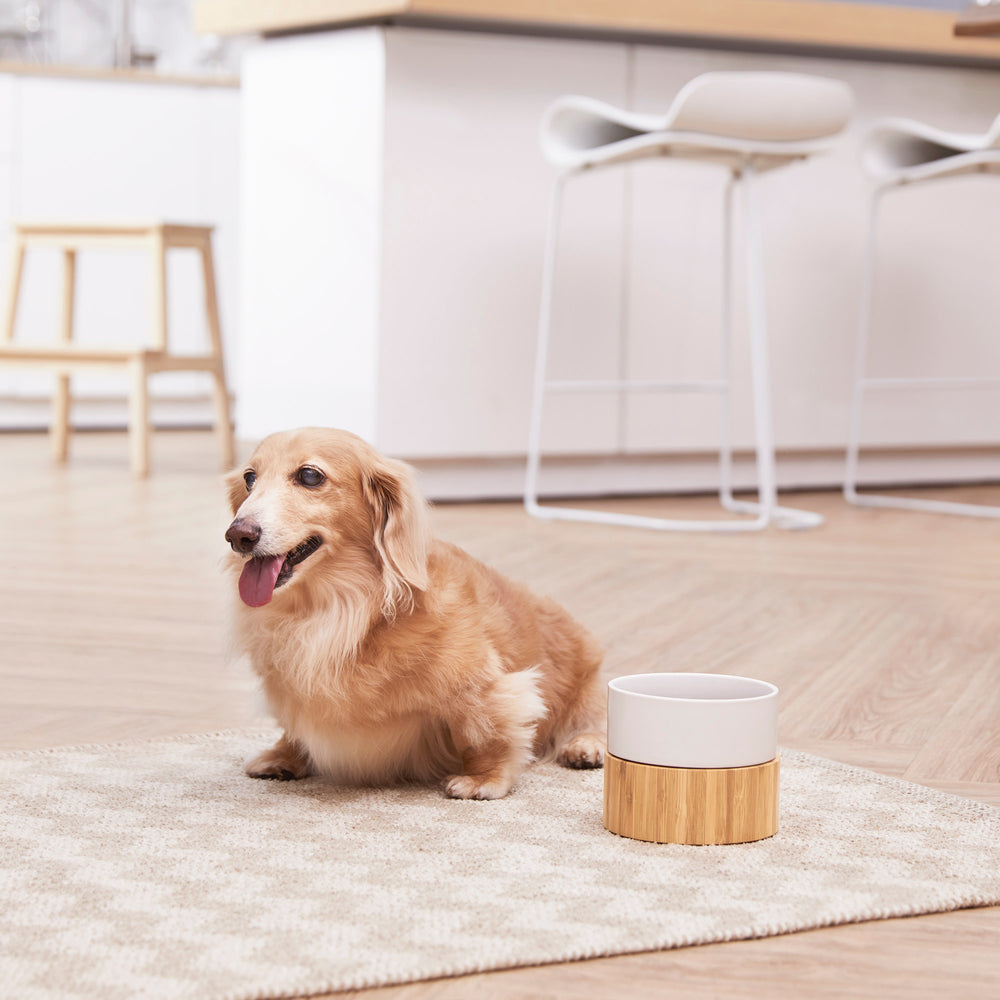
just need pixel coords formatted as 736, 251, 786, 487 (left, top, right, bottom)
224, 427, 605, 799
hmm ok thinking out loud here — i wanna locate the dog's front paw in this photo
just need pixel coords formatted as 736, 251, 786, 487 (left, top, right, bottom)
557, 733, 605, 769
245, 741, 312, 781
444, 774, 512, 800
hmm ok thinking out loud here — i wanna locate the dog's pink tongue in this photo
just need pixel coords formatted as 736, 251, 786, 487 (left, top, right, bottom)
239, 556, 285, 607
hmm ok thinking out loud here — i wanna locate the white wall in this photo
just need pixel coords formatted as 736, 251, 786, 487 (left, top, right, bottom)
0, 71, 240, 429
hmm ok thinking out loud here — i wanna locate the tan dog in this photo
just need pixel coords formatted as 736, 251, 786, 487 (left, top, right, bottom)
224, 427, 605, 799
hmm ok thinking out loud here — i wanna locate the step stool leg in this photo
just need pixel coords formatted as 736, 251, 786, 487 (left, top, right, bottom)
2, 233, 25, 345
129, 356, 150, 478
52, 248, 76, 463
135, 228, 166, 477
199, 233, 235, 469
150, 228, 168, 352
209, 365, 235, 470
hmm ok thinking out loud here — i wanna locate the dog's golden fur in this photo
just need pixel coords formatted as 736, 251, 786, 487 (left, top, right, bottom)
224, 427, 605, 799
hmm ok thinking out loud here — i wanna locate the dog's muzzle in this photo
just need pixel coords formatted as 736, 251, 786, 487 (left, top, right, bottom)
226, 519, 323, 607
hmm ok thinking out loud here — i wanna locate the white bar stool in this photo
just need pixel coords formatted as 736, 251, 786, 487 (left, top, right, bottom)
525, 72, 853, 532
845, 115, 1000, 518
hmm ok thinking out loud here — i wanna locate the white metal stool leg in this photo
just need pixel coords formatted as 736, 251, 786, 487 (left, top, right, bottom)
844, 186, 882, 509
716, 173, 739, 515
845, 185, 1000, 518
524, 173, 564, 523
721, 164, 823, 530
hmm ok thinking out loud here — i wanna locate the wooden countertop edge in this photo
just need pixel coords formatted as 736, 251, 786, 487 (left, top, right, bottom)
0, 59, 239, 88
194, 0, 1000, 63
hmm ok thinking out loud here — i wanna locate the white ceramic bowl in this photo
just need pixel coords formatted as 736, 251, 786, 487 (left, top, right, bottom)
607, 672, 778, 769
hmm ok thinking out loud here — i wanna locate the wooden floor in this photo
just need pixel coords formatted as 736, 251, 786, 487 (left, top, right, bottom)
2, 429, 999, 999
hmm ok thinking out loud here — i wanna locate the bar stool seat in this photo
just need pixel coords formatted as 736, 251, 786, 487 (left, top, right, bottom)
526, 72, 854, 532
845, 114, 1000, 517
861, 114, 1000, 184
0, 220, 235, 477
541, 73, 853, 172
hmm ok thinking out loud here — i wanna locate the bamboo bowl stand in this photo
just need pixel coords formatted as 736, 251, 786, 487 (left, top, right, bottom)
603, 673, 780, 846
603, 752, 780, 845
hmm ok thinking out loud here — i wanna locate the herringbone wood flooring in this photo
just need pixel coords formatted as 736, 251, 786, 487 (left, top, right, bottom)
2, 429, 998, 999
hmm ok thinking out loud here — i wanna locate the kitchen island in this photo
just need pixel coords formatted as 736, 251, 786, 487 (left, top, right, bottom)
197, 0, 1000, 497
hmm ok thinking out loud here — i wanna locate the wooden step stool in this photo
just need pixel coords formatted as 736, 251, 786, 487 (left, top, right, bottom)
0, 221, 236, 476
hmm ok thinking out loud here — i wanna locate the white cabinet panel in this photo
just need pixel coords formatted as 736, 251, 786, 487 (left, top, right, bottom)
235, 29, 384, 444
377, 28, 629, 458
626, 45, 1000, 454
377, 32, 1000, 461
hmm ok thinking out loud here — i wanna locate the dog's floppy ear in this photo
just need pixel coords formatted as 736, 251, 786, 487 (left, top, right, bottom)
225, 468, 248, 515
362, 456, 431, 617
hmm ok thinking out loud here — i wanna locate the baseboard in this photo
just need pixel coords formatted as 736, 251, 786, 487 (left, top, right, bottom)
4, 391, 996, 501
407, 447, 1000, 502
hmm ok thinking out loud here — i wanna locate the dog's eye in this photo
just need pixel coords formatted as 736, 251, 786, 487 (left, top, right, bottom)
296, 466, 325, 488
243, 470, 256, 491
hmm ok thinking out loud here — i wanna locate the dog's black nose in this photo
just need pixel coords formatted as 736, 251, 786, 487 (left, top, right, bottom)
226, 518, 261, 554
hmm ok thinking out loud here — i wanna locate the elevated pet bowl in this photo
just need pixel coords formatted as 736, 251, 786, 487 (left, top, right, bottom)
603, 672, 780, 845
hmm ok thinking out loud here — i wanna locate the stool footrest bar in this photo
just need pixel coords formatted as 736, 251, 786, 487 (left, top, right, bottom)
859, 376, 1000, 391
545, 378, 728, 394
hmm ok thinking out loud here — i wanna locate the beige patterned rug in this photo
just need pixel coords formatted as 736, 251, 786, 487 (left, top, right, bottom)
2, 730, 999, 1000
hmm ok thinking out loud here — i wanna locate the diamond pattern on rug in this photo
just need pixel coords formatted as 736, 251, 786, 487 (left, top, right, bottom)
1, 731, 999, 1000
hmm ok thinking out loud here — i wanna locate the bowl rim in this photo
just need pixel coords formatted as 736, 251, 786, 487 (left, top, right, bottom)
608, 671, 778, 704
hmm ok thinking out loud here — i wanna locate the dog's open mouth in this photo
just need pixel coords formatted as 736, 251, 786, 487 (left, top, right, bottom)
238, 535, 322, 608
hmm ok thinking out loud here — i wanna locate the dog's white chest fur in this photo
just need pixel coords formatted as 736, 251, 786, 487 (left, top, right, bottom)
289, 714, 446, 785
